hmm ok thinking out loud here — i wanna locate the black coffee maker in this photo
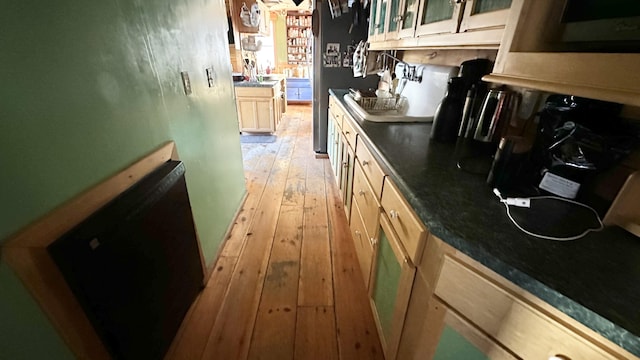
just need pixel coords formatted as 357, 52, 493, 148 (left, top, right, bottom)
431, 59, 493, 142
526, 95, 634, 199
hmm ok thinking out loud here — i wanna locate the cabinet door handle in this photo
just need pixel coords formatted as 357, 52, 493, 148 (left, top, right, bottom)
358, 189, 366, 196
342, 162, 349, 168
345, 131, 350, 135
389, 210, 399, 219
355, 230, 362, 238
549, 356, 572, 360
370, 238, 377, 246
362, 160, 369, 166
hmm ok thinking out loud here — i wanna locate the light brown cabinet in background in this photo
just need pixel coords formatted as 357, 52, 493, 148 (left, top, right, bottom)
235, 81, 282, 133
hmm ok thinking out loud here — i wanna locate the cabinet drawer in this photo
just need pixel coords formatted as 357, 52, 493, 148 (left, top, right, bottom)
329, 103, 343, 129
436, 256, 619, 360
355, 143, 385, 199
341, 116, 357, 149
235, 86, 274, 98
380, 178, 427, 264
352, 162, 380, 239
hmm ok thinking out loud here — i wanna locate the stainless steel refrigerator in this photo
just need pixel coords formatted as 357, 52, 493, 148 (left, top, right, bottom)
312, 0, 378, 153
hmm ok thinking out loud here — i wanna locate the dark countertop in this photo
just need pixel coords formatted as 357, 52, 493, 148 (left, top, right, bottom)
233, 80, 280, 88
329, 88, 640, 357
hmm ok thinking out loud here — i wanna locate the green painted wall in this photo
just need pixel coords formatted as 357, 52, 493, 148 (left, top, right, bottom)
0, 0, 246, 358
274, 12, 288, 69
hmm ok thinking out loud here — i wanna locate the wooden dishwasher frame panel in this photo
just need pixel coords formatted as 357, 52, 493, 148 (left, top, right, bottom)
1, 141, 205, 359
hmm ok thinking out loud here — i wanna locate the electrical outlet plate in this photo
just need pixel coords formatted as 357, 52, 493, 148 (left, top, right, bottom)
181, 71, 192, 95
205, 67, 215, 88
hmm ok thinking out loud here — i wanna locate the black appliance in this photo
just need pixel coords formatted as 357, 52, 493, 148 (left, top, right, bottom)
431, 58, 492, 142
48, 160, 204, 360
527, 95, 635, 199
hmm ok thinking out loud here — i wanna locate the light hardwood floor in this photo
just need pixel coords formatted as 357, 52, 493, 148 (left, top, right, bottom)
166, 105, 384, 360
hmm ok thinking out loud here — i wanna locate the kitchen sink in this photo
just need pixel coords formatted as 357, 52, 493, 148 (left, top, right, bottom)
343, 94, 433, 123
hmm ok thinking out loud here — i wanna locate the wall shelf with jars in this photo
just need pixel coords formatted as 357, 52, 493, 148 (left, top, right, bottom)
286, 10, 312, 65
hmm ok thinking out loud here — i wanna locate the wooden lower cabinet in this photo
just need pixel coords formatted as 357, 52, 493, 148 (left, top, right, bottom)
397, 235, 637, 360
235, 83, 283, 133
236, 97, 276, 133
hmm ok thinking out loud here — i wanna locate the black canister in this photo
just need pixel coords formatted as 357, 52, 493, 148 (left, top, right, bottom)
431, 77, 466, 143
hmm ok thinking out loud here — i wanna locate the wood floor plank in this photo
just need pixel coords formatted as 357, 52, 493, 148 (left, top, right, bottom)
247, 205, 303, 360
222, 116, 297, 258
298, 156, 334, 307
295, 306, 339, 360
324, 161, 385, 360
165, 256, 237, 360
200, 125, 297, 360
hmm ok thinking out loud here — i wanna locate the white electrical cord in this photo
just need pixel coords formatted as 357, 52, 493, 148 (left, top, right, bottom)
493, 188, 604, 241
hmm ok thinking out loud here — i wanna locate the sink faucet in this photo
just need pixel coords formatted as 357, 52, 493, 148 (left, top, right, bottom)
377, 52, 422, 83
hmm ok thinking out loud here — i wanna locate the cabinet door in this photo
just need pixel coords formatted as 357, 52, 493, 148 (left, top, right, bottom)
370, 214, 416, 360
298, 86, 312, 101
237, 98, 274, 132
415, 0, 464, 37
335, 131, 346, 187
352, 162, 381, 239
328, 116, 342, 183
368, 0, 386, 42
350, 201, 376, 289
327, 111, 335, 166
459, 0, 512, 32
256, 99, 274, 131
340, 142, 355, 221
425, 298, 518, 360
398, 0, 421, 38
286, 86, 298, 100
384, 0, 404, 40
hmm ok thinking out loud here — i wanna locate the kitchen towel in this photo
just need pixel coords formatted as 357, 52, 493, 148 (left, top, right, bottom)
352, 41, 381, 78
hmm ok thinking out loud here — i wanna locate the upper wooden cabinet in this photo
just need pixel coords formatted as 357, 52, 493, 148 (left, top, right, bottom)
486, 0, 640, 107
370, 0, 512, 49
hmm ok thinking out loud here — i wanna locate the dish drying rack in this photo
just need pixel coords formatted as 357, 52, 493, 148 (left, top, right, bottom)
350, 89, 408, 112
358, 96, 408, 112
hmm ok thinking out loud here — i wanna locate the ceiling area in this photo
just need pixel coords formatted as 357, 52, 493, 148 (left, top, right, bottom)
225, 0, 313, 14
260, 0, 313, 11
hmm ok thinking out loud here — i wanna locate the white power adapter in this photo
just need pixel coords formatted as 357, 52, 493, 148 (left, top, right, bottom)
504, 197, 531, 208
